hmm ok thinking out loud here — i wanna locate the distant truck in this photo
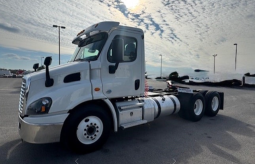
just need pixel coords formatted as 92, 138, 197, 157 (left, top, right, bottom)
18, 22, 224, 153
0, 70, 12, 77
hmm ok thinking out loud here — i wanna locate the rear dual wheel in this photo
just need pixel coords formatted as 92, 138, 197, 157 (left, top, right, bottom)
205, 91, 221, 117
185, 91, 221, 122
187, 93, 205, 122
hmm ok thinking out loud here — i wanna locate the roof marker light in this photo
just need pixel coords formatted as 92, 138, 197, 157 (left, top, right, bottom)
77, 30, 85, 36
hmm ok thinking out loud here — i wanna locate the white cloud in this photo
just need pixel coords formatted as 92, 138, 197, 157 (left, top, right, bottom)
2, 53, 35, 61
0, 0, 255, 75
0, 30, 75, 54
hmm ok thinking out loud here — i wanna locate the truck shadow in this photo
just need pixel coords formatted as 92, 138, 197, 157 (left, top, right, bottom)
10, 89, 21, 94
0, 115, 254, 164
0, 140, 79, 164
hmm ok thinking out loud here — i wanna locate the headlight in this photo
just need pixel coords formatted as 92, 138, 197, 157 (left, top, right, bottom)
27, 97, 52, 115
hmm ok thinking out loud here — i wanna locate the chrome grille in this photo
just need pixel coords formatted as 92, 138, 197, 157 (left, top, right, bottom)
19, 78, 26, 114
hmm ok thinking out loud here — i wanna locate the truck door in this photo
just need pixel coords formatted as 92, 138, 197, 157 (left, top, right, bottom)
100, 30, 144, 98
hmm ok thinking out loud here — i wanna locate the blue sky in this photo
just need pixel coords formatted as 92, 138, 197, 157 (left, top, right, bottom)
0, 0, 255, 78
0, 46, 71, 69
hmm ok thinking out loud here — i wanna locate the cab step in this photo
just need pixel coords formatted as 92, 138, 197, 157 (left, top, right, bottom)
121, 120, 147, 129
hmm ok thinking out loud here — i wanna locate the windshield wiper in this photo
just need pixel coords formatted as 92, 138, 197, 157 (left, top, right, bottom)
74, 56, 97, 62
83, 56, 97, 60
74, 58, 85, 62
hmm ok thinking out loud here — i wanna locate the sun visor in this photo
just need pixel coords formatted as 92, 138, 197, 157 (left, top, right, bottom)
72, 21, 120, 45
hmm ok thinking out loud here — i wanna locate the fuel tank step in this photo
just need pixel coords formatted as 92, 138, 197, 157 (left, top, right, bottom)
121, 120, 147, 129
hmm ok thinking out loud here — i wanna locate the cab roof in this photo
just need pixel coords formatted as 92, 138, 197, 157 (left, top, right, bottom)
72, 21, 143, 45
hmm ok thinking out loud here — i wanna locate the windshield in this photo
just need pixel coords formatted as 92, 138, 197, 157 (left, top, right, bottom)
70, 32, 108, 62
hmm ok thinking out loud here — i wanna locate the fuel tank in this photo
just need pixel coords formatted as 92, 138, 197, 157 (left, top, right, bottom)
114, 95, 181, 128
139, 95, 181, 122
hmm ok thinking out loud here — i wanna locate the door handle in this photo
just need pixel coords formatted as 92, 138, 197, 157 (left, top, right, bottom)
135, 79, 140, 90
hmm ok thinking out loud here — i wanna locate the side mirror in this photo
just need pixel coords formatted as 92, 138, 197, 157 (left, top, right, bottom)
109, 38, 124, 74
44, 57, 54, 87
44, 57, 52, 66
33, 63, 39, 72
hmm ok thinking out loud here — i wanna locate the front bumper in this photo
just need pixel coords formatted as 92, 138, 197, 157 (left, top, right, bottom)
18, 114, 68, 144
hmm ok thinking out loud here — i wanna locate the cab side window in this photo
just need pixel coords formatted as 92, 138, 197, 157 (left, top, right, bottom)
107, 35, 137, 63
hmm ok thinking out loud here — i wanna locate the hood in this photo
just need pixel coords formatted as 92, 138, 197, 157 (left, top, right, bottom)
25, 61, 89, 82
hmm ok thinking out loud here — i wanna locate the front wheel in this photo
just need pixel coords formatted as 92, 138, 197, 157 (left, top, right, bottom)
61, 104, 111, 154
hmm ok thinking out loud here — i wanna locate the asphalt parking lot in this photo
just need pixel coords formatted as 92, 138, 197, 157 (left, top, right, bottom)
0, 78, 255, 164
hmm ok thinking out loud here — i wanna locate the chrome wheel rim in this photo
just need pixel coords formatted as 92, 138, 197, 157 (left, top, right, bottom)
76, 116, 103, 144
211, 96, 219, 111
194, 99, 203, 116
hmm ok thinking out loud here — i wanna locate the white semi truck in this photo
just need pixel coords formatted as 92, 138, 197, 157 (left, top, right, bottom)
18, 22, 224, 153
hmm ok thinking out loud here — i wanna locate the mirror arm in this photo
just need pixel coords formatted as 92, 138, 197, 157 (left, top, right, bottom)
45, 66, 50, 81
45, 65, 54, 87
109, 62, 119, 74
115, 62, 119, 71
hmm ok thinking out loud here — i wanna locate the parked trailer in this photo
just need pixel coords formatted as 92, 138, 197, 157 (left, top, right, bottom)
0, 70, 12, 77
18, 22, 224, 153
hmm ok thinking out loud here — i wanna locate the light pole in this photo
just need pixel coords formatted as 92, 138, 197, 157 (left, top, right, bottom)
53, 25, 66, 65
159, 54, 162, 78
41, 57, 44, 66
234, 43, 237, 70
213, 54, 217, 74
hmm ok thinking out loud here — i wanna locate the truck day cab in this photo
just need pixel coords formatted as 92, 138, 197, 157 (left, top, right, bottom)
18, 21, 224, 153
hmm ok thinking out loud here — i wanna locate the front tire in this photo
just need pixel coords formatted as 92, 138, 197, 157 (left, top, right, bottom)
61, 104, 111, 154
